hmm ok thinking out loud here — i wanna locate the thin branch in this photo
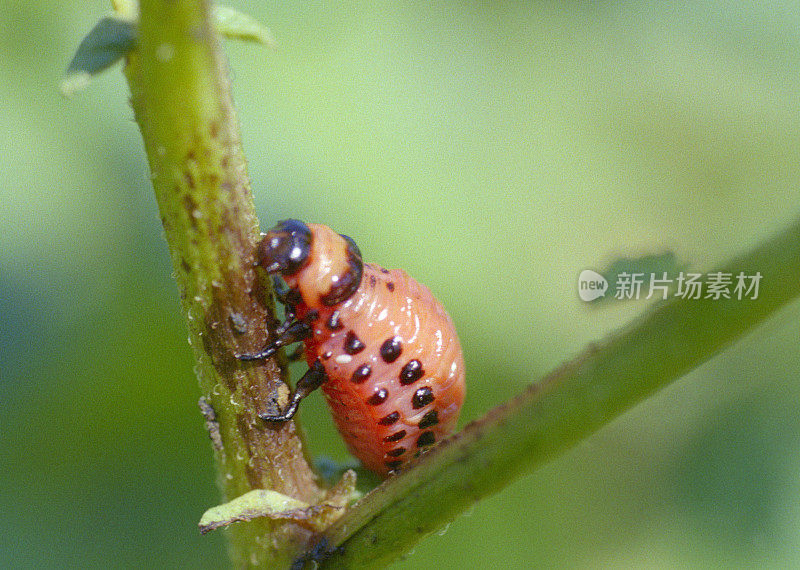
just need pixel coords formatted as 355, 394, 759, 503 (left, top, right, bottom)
319, 218, 800, 568
120, 1, 322, 566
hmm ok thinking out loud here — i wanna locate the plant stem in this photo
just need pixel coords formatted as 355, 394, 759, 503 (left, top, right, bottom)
320, 218, 800, 568
121, 0, 321, 566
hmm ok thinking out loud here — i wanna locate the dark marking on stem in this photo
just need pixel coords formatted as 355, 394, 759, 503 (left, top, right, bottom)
184, 170, 196, 189
291, 537, 341, 570
229, 311, 248, 334
198, 396, 223, 452
182, 193, 199, 229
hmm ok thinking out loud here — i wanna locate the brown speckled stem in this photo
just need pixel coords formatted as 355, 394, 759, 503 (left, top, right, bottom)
121, 0, 321, 566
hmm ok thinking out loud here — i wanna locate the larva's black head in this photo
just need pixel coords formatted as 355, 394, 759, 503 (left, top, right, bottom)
256, 219, 313, 275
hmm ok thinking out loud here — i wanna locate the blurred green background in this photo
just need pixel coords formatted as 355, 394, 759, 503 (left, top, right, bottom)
2, 0, 800, 567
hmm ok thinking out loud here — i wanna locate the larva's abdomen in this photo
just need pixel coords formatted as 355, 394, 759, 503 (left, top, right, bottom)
309, 264, 465, 476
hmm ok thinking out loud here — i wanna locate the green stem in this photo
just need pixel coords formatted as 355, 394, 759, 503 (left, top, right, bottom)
121, 1, 321, 566
320, 218, 800, 568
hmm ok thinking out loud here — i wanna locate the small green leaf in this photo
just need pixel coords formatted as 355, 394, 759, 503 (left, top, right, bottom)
199, 471, 360, 534
61, 17, 137, 96
212, 5, 277, 48
62, 7, 273, 96
199, 490, 311, 535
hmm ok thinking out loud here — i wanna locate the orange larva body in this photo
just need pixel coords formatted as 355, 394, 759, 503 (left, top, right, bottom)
299, 263, 464, 475
241, 221, 465, 477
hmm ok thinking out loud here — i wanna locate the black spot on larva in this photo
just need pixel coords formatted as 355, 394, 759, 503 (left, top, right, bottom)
369, 275, 377, 287
384, 430, 406, 442
350, 364, 371, 384
399, 359, 424, 385
322, 351, 333, 360
321, 240, 363, 305
416, 431, 436, 447
367, 388, 388, 406
386, 447, 406, 458
385, 460, 403, 471
378, 411, 400, 426
386, 281, 395, 292
305, 309, 319, 321
326, 310, 343, 331
380, 336, 403, 363
344, 331, 365, 355
418, 409, 439, 429
380, 268, 390, 274
412, 387, 435, 409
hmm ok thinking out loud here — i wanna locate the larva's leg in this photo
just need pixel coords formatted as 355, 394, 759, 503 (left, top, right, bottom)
272, 276, 301, 328
259, 360, 327, 422
235, 319, 311, 361
286, 344, 305, 362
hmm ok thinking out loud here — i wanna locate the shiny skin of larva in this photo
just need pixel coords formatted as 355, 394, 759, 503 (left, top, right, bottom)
284, 228, 465, 477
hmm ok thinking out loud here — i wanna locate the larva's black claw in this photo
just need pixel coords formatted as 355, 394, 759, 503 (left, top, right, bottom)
258, 360, 327, 422
286, 344, 305, 362
236, 319, 312, 362
236, 345, 279, 361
